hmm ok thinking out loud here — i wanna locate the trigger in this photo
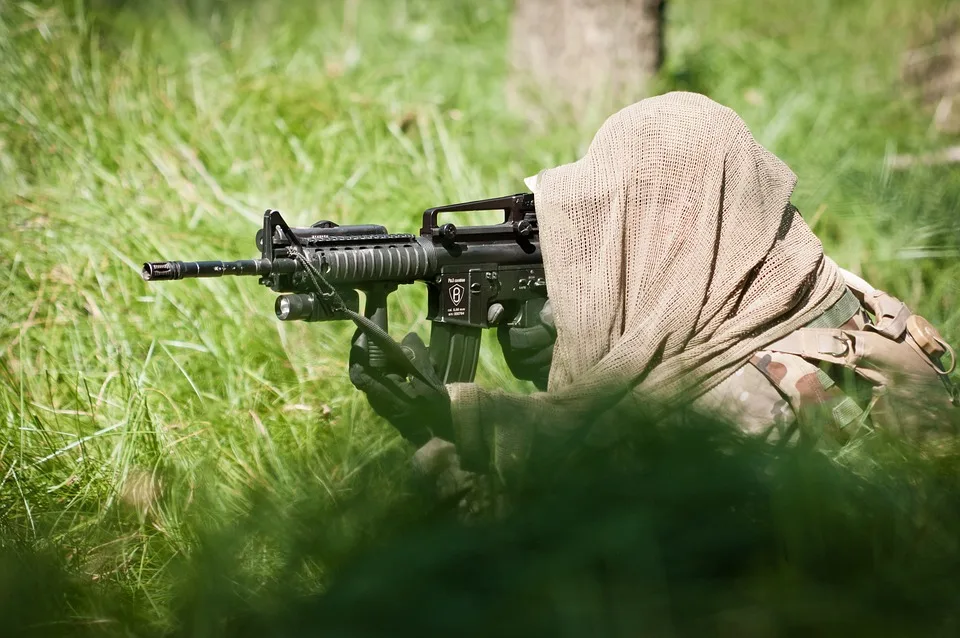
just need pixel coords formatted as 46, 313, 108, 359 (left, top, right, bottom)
487, 302, 506, 325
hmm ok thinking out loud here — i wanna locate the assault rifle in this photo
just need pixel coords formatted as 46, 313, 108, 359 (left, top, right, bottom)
142, 193, 546, 383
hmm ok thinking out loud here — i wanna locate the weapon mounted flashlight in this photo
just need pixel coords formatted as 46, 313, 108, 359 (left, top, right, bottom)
275, 294, 314, 321
275, 291, 360, 322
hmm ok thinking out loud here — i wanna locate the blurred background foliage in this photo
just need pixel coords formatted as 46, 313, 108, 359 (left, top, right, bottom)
1, 0, 959, 635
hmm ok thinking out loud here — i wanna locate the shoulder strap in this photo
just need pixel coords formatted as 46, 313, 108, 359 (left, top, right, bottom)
838, 267, 910, 340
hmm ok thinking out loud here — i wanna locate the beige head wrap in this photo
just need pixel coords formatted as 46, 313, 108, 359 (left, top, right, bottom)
448, 91, 847, 478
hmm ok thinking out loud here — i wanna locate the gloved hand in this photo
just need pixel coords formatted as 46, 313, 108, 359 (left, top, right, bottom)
348, 331, 453, 446
497, 299, 556, 391
412, 438, 502, 522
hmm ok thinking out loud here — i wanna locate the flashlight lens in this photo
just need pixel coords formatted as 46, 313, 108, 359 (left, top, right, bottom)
277, 296, 292, 320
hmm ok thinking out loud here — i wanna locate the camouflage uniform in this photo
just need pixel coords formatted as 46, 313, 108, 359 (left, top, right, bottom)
692, 277, 958, 447
413, 277, 957, 521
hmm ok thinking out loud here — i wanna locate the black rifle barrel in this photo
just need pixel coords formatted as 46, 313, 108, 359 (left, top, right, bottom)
141, 258, 298, 281
143, 239, 539, 285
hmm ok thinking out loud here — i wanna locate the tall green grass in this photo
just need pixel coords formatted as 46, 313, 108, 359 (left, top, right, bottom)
1, 0, 959, 633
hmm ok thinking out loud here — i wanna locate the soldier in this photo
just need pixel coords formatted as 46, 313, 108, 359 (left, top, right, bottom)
349, 92, 957, 500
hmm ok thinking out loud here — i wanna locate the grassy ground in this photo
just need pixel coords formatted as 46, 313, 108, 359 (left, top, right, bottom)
1, 0, 959, 633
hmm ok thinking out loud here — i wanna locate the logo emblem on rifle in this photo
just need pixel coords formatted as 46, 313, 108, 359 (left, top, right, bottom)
448, 283, 464, 306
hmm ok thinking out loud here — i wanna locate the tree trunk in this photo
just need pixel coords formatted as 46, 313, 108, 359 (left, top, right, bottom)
901, 10, 960, 134
508, 0, 665, 122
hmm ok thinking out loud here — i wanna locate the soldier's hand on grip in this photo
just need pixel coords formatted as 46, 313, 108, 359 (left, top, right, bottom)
349, 331, 452, 444
497, 299, 555, 391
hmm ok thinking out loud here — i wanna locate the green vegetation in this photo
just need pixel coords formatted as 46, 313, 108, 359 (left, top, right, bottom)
1, 0, 959, 634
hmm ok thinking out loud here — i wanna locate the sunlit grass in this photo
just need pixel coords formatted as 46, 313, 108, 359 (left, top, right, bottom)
0, 0, 958, 631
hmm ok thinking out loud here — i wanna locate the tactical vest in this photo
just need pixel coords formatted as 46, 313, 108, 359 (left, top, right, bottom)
750, 268, 958, 445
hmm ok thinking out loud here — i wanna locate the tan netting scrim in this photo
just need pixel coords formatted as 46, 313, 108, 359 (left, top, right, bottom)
447, 92, 847, 481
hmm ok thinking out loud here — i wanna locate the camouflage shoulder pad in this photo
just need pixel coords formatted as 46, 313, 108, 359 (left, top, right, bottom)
751, 350, 864, 444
